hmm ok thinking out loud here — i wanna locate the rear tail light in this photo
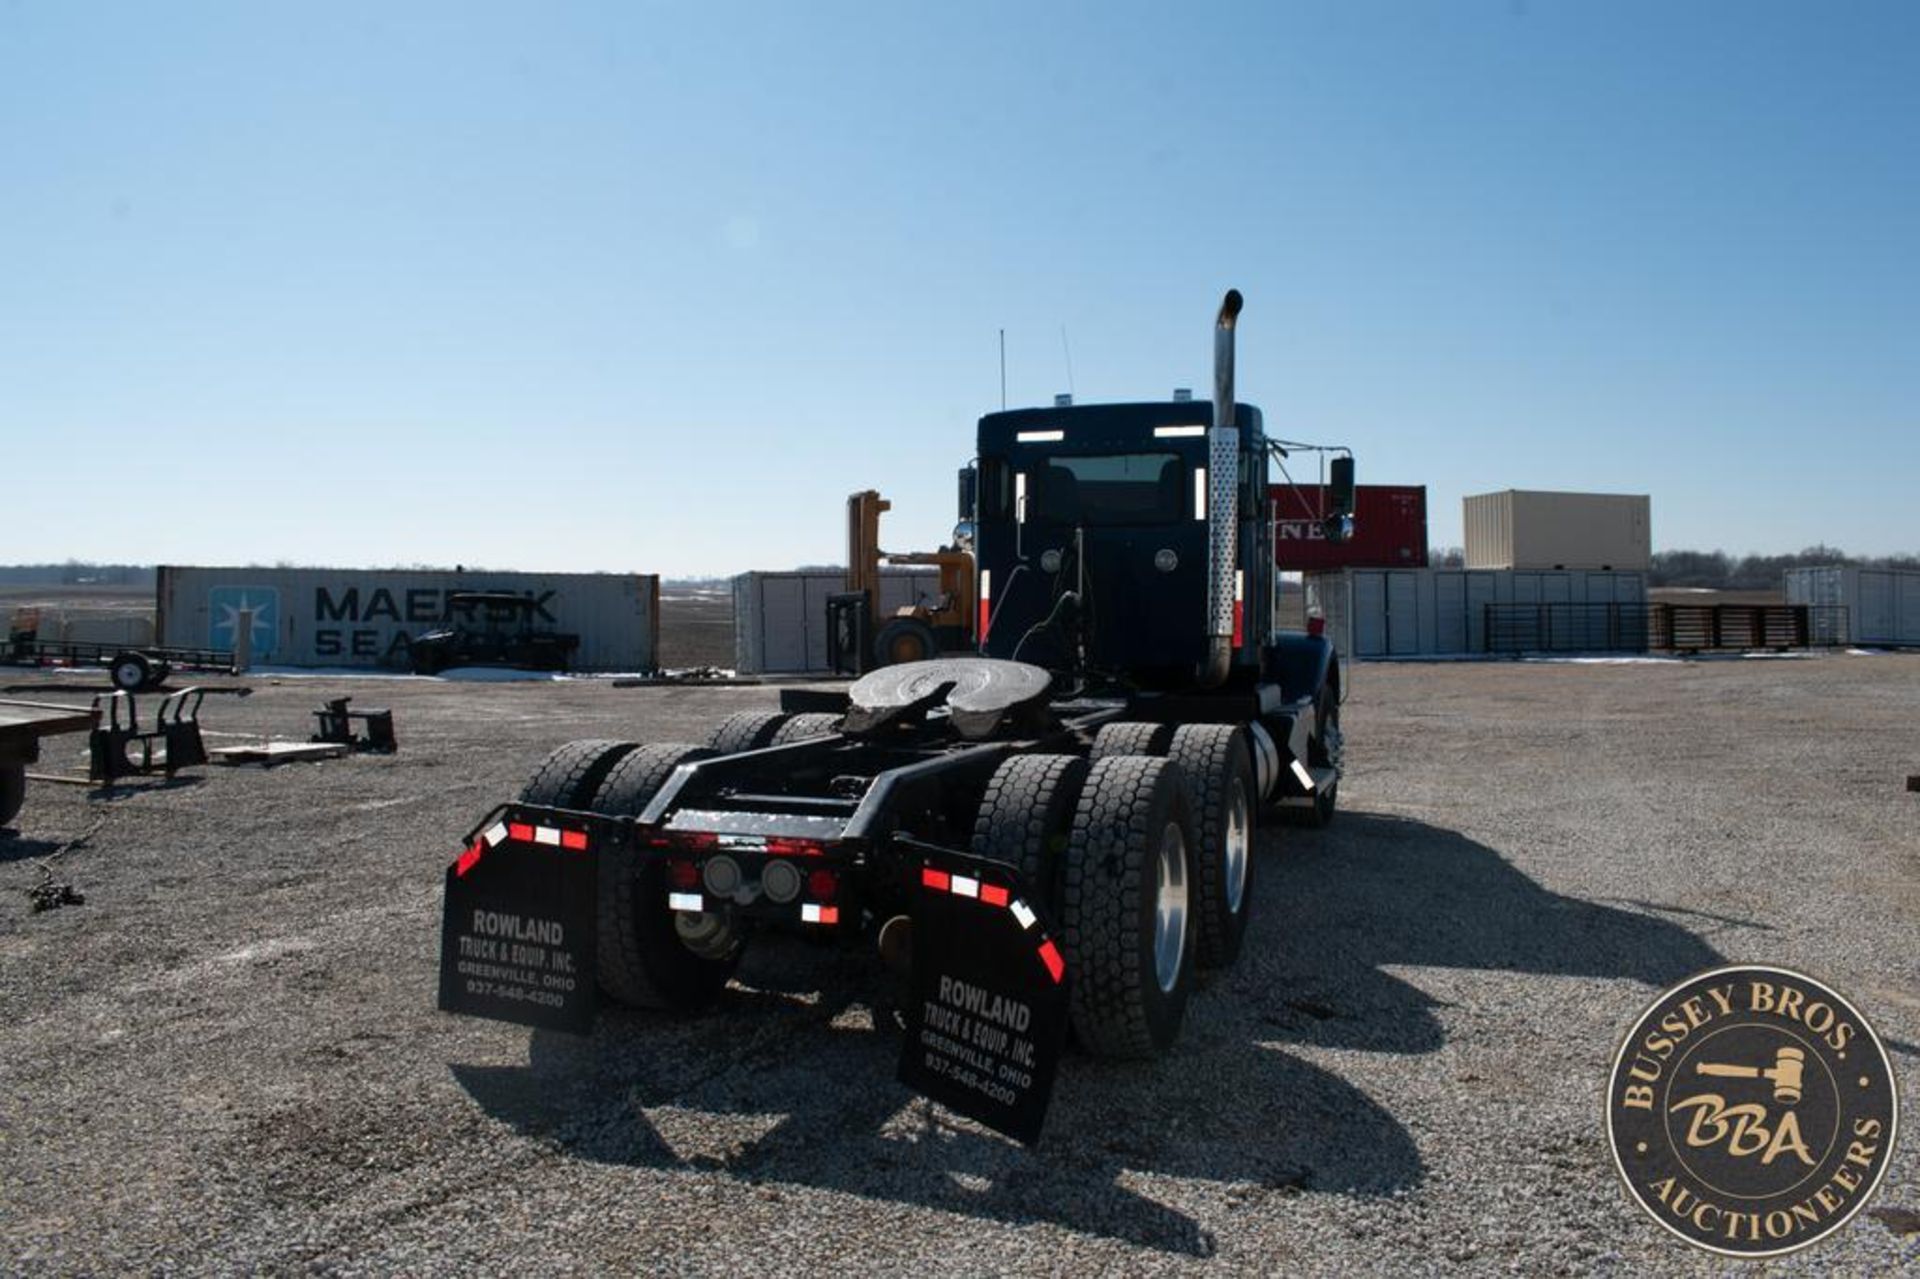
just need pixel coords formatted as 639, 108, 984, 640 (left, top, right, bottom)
807, 868, 839, 902
761, 859, 803, 903
666, 859, 700, 891
702, 855, 743, 898
765, 836, 824, 857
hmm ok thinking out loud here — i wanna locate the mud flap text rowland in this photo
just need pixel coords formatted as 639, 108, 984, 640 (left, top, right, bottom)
439, 809, 1071, 1144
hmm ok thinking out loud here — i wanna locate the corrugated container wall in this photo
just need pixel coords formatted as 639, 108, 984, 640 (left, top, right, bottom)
1306, 567, 1648, 658
1785, 565, 1920, 647
1271, 484, 1428, 570
157, 567, 659, 671
1464, 490, 1651, 571
734, 570, 942, 675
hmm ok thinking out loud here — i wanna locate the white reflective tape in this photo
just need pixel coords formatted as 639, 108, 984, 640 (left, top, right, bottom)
979, 568, 990, 601
1290, 759, 1316, 790
668, 892, 705, 913
1016, 429, 1065, 443
1015, 472, 1028, 523
534, 826, 562, 846
1154, 424, 1205, 438
950, 874, 980, 899
1235, 569, 1244, 602
1194, 468, 1207, 520
482, 822, 509, 847
800, 903, 823, 923
1010, 900, 1037, 930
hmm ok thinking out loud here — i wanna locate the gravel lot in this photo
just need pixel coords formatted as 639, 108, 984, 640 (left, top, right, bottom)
3, 653, 1916, 1274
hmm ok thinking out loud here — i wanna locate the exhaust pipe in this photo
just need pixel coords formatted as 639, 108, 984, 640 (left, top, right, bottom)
1200, 289, 1243, 688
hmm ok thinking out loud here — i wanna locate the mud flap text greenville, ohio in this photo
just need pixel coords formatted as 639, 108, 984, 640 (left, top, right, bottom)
898, 858, 1069, 1145
438, 811, 599, 1034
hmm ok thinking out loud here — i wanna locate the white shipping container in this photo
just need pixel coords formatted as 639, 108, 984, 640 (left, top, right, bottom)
1785, 565, 1920, 647
733, 570, 944, 675
157, 566, 659, 670
1307, 568, 1648, 657
1464, 490, 1651, 571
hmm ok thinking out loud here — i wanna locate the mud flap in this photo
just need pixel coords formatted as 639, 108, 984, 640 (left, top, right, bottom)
897, 848, 1070, 1145
437, 807, 605, 1034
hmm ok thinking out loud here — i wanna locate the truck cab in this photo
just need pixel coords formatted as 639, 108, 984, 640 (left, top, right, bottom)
971, 400, 1274, 691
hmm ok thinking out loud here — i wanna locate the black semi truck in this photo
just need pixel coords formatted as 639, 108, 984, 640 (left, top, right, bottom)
439, 290, 1352, 1143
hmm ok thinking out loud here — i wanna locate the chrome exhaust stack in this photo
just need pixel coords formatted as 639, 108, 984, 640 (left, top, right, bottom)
1200, 288, 1242, 688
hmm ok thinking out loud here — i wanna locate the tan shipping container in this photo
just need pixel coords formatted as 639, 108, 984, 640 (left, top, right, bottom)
1463, 490, 1651, 571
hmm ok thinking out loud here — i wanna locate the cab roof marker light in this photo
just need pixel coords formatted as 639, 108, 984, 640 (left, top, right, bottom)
482, 822, 509, 848
1154, 424, 1206, 438
668, 892, 705, 913
1016, 429, 1065, 443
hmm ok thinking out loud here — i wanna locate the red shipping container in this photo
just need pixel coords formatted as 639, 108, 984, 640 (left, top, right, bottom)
1271, 484, 1429, 570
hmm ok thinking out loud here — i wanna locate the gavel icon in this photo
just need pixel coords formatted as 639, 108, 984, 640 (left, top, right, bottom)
1695, 1046, 1805, 1104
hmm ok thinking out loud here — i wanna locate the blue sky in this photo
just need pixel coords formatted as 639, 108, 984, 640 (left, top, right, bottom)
3, 1, 1914, 575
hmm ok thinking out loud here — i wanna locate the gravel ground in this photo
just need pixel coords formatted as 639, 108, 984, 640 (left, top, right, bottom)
2, 654, 1916, 1274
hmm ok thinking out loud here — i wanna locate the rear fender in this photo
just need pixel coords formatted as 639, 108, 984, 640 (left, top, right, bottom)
1266, 632, 1337, 706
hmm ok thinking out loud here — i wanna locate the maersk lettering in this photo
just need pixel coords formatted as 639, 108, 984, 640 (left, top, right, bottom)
314, 586, 557, 623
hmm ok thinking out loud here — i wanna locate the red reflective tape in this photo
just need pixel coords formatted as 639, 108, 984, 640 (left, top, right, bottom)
454, 843, 484, 877
560, 829, 588, 851
1232, 599, 1245, 649
921, 867, 951, 892
977, 598, 991, 642
765, 836, 823, 857
507, 822, 536, 844
980, 882, 1010, 907
818, 905, 839, 926
1037, 939, 1065, 984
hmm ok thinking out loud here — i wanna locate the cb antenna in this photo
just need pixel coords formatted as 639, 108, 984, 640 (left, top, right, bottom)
1059, 324, 1076, 398
999, 328, 1007, 410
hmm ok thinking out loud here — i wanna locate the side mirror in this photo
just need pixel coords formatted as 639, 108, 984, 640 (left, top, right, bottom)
1329, 455, 1356, 518
957, 465, 978, 521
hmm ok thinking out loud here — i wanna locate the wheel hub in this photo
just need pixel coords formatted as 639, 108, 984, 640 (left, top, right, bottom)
1153, 821, 1189, 993
1224, 783, 1250, 915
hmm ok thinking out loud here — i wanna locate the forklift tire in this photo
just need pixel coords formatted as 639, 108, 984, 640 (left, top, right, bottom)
1060, 755, 1197, 1058
1089, 720, 1173, 760
1166, 724, 1256, 969
707, 710, 789, 755
110, 652, 150, 694
0, 764, 24, 827
769, 712, 843, 745
591, 742, 739, 1011
872, 617, 939, 668
970, 753, 1089, 913
519, 739, 639, 809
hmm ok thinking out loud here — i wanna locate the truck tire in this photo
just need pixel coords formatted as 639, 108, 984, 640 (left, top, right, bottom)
970, 753, 1089, 912
1166, 724, 1256, 968
110, 652, 150, 694
707, 709, 789, 755
519, 739, 639, 809
872, 617, 939, 667
1060, 755, 1197, 1058
1090, 720, 1173, 760
769, 712, 842, 745
0, 764, 24, 827
591, 743, 738, 1011
1293, 684, 1341, 828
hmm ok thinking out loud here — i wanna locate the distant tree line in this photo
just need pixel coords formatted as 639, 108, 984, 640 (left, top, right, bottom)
0, 562, 155, 586
1426, 546, 1918, 589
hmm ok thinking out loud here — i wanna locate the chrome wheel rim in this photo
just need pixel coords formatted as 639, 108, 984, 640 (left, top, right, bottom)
1224, 783, 1250, 915
1153, 821, 1189, 993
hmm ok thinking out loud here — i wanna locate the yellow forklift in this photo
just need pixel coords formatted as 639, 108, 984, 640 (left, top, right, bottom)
838, 490, 976, 671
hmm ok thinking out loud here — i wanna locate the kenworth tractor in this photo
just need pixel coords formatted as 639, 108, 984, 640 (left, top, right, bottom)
439, 290, 1354, 1143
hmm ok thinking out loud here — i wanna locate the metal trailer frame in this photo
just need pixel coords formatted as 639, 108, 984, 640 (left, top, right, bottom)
0, 698, 99, 825
3, 634, 233, 692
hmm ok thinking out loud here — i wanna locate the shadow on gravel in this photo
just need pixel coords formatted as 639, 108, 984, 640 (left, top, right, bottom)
451, 809, 1720, 1256
454, 940, 1419, 1256
1261, 810, 1726, 1055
